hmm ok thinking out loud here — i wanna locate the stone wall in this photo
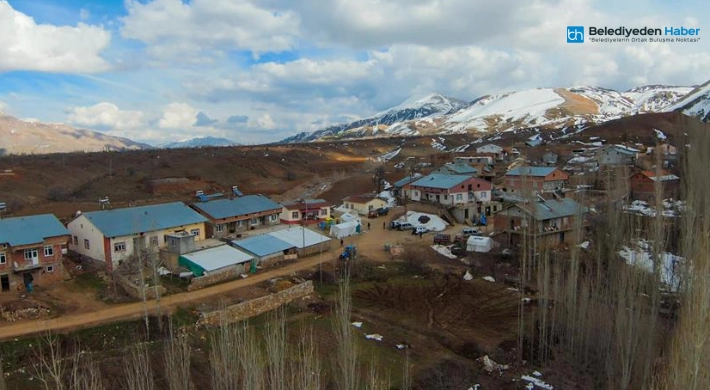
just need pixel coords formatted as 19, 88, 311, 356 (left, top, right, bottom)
187, 264, 247, 291
198, 281, 314, 326
116, 275, 166, 300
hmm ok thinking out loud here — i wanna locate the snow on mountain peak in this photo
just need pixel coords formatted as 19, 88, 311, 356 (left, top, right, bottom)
376, 93, 467, 117
665, 80, 710, 122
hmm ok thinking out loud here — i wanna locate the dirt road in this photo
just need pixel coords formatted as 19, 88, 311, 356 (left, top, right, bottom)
0, 254, 331, 341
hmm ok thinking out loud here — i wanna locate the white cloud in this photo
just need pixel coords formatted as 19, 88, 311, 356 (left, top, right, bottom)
67, 102, 145, 130
158, 102, 199, 129
251, 114, 276, 130
121, 0, 299, 60
79, 8, 90, 21
0, 1, 110, 73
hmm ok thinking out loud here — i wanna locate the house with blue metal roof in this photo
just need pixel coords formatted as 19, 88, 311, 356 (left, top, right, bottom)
494, 197, 588, 247
67, 202, 208, 272
431, 162, 478, 176
0, 214, 70, 292
504, 166, 569, 194
190, 194, 283, 238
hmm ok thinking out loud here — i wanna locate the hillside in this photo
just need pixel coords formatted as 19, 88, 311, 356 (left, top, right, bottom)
0, 113, 149, 155
665, 80, 710, 122
282, 83, 703, 143
160, 136, 240, 149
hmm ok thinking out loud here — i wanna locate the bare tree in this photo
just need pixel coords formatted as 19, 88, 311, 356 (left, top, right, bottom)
31, 334, 67, 390
289, 326, 322, 390
163, 322, 193, 390
122, 342, 154, 390
265, 309, 286, 390
332, 275, 358, 390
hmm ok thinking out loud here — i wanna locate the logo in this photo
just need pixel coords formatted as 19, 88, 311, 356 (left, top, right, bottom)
567, 26, 584, 43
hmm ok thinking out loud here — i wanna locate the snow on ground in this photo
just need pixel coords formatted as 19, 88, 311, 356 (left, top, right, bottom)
382, 180, 392, 190
377, 148, 401, 162
431, 245, 456, 259
431, 138, 447, 151
351, 322, 362, 328
482, 276, 495, 282
449, 144, 470, 153
378, 190, 396, 207
618, 239, 684, 291
578, 241, 590, 249
521, 374, 554, 389
398, 211, 448, 231
654, 129, 667, 140
567, 156, 592, 164
365, 334, 383, 341
623, 199, 683, 217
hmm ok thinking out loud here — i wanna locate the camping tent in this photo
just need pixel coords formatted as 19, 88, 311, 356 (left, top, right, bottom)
340, 212, 361, 224
466, 236, 494, 253
329, 220, 361, 239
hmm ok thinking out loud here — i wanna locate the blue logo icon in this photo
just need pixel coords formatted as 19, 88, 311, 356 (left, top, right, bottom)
567, 26, 584, 43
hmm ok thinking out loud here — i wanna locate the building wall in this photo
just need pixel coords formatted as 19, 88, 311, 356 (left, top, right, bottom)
208, 212, 281, 238
281, 207, 331, 224
343, 198, 387, 215
68, 215, 107, 262
69, 214, 206, 269
598, 148, 635, 166
0, 239, 66, 293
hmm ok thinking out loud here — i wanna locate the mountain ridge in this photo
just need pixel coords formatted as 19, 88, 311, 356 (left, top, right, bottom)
281, 82, 706, 143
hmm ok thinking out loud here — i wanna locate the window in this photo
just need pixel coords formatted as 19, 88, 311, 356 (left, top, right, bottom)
44, 245, 54, 257
190, 229, 200, 236
24, 248, 38, 260
320, 209, 327, 216
215, 224, 224, 233
456, 194, 463, 201
481, 192, 487, 199
84, 239, 90, 250
150, 236, 159, 247
250, 218, 258, 225
270, 214, 279, 221
114, 242, 126, 252
0, 253, 5, 264
73, 236, 78, 245
237, 220, 243, 227
47, 266, 54, 273
291, 211, 299, 219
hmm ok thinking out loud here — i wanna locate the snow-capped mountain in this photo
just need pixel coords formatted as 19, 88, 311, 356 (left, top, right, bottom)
281, 82, 706, 143
623, 85, 694, 113
665, 80, 710, 122
159, 136, 240, 149
281, 93, 468, 142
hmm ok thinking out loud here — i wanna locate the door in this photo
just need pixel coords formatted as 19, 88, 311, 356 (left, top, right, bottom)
1, 274, 9, 292
464, 209, 469, 219
23, 272, 34, 291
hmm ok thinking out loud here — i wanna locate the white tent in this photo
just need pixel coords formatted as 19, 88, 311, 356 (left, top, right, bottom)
329, 220, 361, 239
466, 236, 494, 253
340, 212, 361, 224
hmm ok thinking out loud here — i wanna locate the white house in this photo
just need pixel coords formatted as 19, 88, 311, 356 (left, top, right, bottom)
68, 202, 208, 272
475, 144, 505, 160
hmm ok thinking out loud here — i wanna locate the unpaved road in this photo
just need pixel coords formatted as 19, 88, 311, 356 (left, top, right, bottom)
0, 209, 471, 341
0, 254, 331, 341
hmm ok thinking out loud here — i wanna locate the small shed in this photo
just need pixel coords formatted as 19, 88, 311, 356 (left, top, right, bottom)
466, 236, 494, 253
178, 245, 253, 276
231, 234, 295, 265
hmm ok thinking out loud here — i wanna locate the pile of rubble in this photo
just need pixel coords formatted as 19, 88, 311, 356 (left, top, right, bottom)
1, 306, 51, 322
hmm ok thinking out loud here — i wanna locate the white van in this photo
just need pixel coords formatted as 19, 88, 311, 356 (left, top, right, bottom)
462, 227, 482, 236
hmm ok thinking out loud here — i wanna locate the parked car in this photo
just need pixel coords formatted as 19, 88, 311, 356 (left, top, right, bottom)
462, 227, 482, 236
451, 246, 466, 256
368, 210, 379, 219
398, 222, 414, 231
376, 207, 389, 216
389, 221, 401, 230
412, 226, 429, 235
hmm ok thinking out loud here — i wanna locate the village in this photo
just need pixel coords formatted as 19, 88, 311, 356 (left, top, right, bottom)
0, 135, 681, 323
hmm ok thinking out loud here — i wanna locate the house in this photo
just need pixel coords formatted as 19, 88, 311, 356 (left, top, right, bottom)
476, 144, 505, 160
494, 198, 588, 247
190, 194, 282, 238
178, 244, 254, 277
0, 214, 69, 293
455, 156, 494, 165
629, 170, 680, 201
596, 145, 638, 166
504, 166, 569, 194
391, 174, 422, 200
67, 202, 208, 272
542, 151, 559, 165
342, 194, 387, 216
431, 162, 478, 176
281, 199, 331, 225
409, 173, 497, 222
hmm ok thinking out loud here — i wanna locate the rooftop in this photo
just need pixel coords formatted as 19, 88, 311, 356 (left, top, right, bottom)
179, 245, 253, 275
639, 170, 680, 182
80, 202, 207, 238
506, 166, 559, 177
500, 198, 586, 220
437, 162, 478, 174
232, 234, 295, 257
343, 194, 384, 204
0, 214, 69, 247
282, 198, 330, 210
191, 194, 281, 220
410, 173, 475, 190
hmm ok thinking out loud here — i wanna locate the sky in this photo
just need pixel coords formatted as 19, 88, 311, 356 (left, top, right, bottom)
0, 0, 707, 145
